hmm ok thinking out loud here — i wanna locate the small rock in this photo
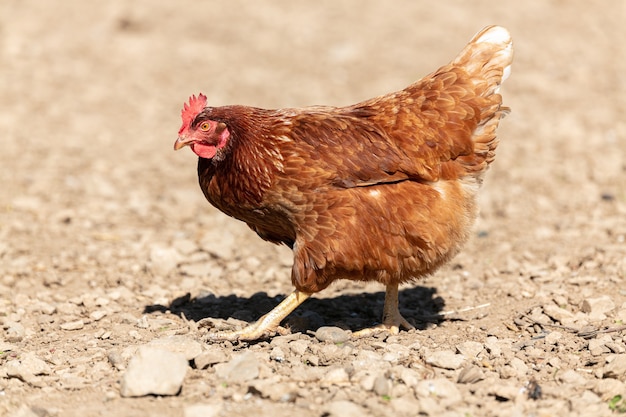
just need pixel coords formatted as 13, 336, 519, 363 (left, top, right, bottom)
582, 296, 615, 317
6, 322, 25, 342
249, 379, 298, 402
314, 326, 350, 344
269, 346, 286, 363
382, 343, 410, 362
324, 400, 365, 416
358, 373, 376, 391
604, 354, 626, 379
352, 350, 386, 369
183, 403, 222, 417
491, 384, 520, 401
317, 343, 348, 365
19, 353, 51, 376
148, 245, 181, 276
120, 346, 188, 397
594, 378, 626, 401
484, 336, 502, 357
415, 378, 462, 406
5, 360, 41, 386
60, 320, 85, 331
322, 367, 350, 385
214, 352, 259, 383
194, 349, 229, 369
589, 335, 613, 356
288, 339, 310, 356
456, 341, 484, 358
457, 365, 485, 384
509, 357, 529, 375
398, 367, 420, 387
89, 310, 107, 321
373, 375, 392, 396
148, 336, 203, 361
558, 369, 587, 385
425, 350, 465, 370
544, 331, 563, 345
543, 304, 575, 324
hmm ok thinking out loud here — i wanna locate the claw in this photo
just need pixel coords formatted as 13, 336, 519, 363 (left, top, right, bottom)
352, 282, 414, 338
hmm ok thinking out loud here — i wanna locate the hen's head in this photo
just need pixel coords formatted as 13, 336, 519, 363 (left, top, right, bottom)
174, 93, 230, 160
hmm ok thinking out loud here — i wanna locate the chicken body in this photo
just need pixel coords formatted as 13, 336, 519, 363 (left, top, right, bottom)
174, 26, 513, 340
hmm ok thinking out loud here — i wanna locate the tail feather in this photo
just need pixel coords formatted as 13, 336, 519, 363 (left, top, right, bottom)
455, 26, 513, 179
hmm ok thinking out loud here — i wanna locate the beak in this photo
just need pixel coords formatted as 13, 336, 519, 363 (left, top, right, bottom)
174, 135, 193, 150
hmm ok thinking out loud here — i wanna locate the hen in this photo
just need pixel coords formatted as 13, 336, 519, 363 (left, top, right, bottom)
174, 26, 513, 341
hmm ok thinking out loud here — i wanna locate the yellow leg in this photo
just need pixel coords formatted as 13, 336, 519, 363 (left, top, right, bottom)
206, 290, 311, 342
353, 282, 415, 338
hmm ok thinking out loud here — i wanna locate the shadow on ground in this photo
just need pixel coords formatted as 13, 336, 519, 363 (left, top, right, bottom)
144, 286, 445, 334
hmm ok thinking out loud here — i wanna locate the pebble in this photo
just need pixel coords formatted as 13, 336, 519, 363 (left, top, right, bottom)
5, 353, 51, 386
582, 295, 615, 314
288, 339, 310, 356
148, 245, 181, 276
544, 331, 563, 345
457, 365, 485, 384
509, 357, 529, 375
456, 341, 484, 358
373, 375, 392, 396
490, 384, 520, 401
6, 322, 25, 342
594, 378, 626, 401
557, 369, 587, 385
323, 400, 365, 416
194, 348, 229, 370
89, 310, 107, 321
60, 320, 85, 331
269, 346, 286, 363
314, 326, 350, 344
214, 352, 259, 383
321, 367, 350, 385
603, 354, 626, 379
148, 335, 203, 361
120, 346, 188, 397
425, 350, 465, 370
397, 367, 420, 387
415, 378, 462, 407
589, 334, 613, 356
543, 304, 575, 324
183, 403, 222, 417
249, 379, 298, 402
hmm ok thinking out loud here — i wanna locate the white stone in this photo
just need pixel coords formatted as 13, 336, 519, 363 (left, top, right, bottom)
120, 346, 188, 397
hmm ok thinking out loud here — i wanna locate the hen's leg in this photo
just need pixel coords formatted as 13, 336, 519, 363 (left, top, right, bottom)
353, 282, 415, 338
206, 290, 311, 342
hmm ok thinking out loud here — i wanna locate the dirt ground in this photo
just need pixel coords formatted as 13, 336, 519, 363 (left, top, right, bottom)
1, 1, 626, 416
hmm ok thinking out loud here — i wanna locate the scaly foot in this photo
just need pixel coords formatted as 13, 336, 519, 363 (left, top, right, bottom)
206, 290, 311, 342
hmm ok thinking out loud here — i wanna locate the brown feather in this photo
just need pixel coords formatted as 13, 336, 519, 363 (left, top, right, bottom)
193, 26, 513, 294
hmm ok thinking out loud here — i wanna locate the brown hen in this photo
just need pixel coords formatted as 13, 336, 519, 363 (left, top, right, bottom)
174, 25, 513, 341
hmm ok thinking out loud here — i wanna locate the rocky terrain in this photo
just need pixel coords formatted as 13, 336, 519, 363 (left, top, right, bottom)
1, 1, 625, 416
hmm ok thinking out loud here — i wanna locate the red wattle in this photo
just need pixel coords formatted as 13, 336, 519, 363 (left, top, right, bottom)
191, 143, 217, 159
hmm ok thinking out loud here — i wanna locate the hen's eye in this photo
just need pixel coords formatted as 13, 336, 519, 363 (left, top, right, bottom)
200, 122, 211, 131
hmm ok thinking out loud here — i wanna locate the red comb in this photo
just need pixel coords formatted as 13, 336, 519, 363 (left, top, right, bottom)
179, 93, 207, 134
